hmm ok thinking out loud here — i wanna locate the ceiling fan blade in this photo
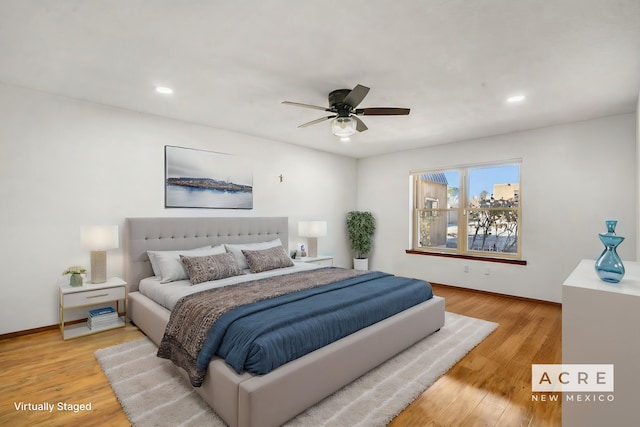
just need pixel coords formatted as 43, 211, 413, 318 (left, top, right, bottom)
298, 115, 336, 128
342, 84, 370, 108
352, 116, 368, 132
356, 107, 410, 116
282, 101, 332, 112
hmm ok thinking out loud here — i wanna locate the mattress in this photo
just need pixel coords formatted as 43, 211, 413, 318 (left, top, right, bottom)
139, 261, 320, 310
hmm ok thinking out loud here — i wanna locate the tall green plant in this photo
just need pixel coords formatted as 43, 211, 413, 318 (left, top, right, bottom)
346, 211, 376, 259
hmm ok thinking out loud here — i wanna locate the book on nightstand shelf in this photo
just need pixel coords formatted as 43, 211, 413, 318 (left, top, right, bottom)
88, 307, 118, 329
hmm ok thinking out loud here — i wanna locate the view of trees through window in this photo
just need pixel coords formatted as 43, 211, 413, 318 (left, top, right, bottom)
413, 163, 521, 258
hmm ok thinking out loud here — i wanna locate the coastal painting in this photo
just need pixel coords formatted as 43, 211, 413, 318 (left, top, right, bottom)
165, 145, 253, 209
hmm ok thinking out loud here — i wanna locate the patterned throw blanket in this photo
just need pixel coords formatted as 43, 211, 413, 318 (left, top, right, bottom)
157, 267, 369, 386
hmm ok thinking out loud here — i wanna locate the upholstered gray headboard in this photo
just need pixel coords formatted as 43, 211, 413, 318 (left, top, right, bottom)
124, 217, 289, 292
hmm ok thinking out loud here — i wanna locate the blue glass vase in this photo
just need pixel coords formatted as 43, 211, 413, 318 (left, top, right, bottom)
594, 220, 625, 283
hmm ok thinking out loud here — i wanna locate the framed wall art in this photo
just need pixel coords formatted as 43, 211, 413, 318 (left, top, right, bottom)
164, 145, 253, 209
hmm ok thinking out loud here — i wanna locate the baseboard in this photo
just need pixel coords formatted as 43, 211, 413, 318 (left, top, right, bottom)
430, 282, 561, 307
0, 323, 59, 340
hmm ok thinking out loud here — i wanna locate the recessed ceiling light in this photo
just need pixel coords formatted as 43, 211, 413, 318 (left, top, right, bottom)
155, 86, 174, 95
507, 94, 525, 103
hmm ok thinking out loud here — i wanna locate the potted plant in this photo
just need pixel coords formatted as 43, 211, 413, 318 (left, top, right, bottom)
63, 265, 86, 287
346, 211, 376, 270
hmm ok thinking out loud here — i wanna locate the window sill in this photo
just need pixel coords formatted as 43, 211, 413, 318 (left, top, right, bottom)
405, 249, 527, 265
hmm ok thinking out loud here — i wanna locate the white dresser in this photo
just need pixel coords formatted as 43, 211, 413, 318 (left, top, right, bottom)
562, 259, 640, 427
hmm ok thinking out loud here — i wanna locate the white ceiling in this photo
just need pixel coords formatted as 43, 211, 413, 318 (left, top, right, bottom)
1, 1, 639, 158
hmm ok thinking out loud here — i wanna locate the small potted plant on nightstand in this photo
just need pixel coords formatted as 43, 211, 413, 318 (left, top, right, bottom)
346, 211, 376, 270
63, 266, 86, 287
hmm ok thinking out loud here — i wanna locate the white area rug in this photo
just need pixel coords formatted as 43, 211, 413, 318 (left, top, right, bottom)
95, 312, 497, 427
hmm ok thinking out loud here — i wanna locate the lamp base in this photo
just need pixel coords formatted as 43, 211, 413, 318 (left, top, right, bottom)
90, 250, 107, 284
307, 238, 318, 258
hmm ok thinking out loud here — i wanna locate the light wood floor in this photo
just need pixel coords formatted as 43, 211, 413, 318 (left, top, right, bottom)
0, 284, 561, 427
390, 284, 562, 427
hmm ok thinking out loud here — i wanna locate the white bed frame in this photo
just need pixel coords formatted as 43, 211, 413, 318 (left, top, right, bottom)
124, 217, 445, 427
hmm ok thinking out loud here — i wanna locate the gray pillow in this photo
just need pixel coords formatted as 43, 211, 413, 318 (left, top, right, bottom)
242, 246, 294, 273
180, 252, 243, 285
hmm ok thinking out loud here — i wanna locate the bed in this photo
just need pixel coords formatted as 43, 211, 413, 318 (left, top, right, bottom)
124, 216, 445, 427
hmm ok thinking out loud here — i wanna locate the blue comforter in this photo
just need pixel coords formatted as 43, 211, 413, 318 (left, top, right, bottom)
196, 270, 433, 375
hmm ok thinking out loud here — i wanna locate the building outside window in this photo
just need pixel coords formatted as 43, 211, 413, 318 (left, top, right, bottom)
411, 162, 521, 259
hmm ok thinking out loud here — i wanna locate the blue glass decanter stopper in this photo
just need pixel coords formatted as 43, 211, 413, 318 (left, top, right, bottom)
605, 220, 617, 234
594, 220, 625, 283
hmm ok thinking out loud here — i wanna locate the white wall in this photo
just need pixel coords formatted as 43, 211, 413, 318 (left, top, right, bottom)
0, 83, 357, 334
357, 114, 637, 303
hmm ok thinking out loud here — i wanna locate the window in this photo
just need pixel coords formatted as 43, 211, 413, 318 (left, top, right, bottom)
411, 162, 521, 259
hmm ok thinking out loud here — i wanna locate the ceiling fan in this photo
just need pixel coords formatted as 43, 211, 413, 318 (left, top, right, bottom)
282, 84, 410, 138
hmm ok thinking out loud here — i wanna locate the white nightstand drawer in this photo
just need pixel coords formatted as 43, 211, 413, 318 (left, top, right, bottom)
63, 286, 125, 308
296, 256, 334, 267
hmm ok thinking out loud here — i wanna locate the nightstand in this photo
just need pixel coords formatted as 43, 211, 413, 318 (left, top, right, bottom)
59, 277, 127, 340
296, 256, 334, 267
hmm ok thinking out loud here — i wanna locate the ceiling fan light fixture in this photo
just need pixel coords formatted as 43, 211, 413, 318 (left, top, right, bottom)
331, 117, 357, 137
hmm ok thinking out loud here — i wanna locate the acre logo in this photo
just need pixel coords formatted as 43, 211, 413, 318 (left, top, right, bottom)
531, 364, 614, 392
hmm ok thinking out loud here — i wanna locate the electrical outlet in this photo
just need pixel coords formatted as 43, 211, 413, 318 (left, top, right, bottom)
463, 265, 469, 273
484, 267, 491, 275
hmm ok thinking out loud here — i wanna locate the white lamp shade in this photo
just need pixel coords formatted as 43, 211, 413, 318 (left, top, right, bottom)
298, 221, 328, 237
81, 225, 119, 250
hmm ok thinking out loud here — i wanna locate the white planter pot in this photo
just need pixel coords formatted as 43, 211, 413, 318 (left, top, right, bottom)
353, 258, 369, 271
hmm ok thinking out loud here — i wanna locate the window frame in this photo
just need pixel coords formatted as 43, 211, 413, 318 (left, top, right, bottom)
410, 160, 523, 261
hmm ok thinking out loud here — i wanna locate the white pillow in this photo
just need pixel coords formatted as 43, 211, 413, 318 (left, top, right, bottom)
224, 239, 283, 270
147, 252, 163, 278
147, 246, 212, 278
148, 245, 226, 283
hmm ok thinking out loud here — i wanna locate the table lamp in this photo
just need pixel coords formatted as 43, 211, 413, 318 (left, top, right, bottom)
81, 225, 119, 284
298, 221, 327, 258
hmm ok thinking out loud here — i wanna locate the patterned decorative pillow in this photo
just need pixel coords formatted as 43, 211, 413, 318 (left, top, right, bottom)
242, 246, 294, 273
180, 253, 243, 285
224, 239, 283, 270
